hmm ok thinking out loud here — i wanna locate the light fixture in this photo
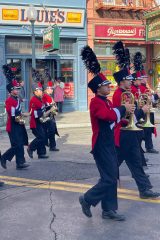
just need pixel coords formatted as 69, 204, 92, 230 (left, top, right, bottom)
27, 5, 37, 22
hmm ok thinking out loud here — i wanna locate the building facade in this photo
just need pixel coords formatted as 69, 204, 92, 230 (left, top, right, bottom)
0, 0, 87, 112
87, 0, 156, 104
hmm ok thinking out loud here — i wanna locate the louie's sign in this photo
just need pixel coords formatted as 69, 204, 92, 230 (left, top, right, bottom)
0, 4, 85, 28
95, 25, 145, 40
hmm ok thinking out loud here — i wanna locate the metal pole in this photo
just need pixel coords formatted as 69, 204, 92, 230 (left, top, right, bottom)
31, 20, 36, 69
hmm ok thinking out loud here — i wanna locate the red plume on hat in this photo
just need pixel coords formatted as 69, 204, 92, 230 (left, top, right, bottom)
2, 64, 20, 93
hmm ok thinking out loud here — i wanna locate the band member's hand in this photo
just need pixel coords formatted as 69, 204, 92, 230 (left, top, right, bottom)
124, 103, 135, 113
142, 105, 150, 113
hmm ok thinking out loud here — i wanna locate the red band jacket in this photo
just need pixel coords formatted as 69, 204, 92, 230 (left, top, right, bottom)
29, 95, 45, 129
131, 84, 140, 100
5, 96, 22, 132
90, 95, 126, 150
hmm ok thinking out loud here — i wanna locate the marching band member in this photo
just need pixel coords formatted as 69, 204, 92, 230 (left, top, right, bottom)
112, 42, 159, 199
139, 69, 158, 154
42, 67, 59, 151
79, 46, 134, 221
27, 69, 49, 159
0, 65, 29, 170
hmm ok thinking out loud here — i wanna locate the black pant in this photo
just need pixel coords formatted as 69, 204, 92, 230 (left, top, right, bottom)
84, 135, 118, 212
136, 131, 147, 167
2, 132, 25, 166
30, 123, 46, 156
117, 131, 152, 193
56, 102, 63, 113
143, 128, 154, 150
43, 120, 56, 149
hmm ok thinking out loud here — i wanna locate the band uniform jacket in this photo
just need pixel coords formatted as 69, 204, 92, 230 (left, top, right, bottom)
90, 95, 126, 185
29, 96, 45, 129
42, 93, 59, 136
131, 84, 140, 100
5, 95, 28, 146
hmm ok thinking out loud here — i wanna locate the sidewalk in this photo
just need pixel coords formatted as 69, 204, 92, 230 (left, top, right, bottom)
1, 110, 160, 132
0, 111, 91, 131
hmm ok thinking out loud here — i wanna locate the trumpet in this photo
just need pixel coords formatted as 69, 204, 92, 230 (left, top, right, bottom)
15, 115, 25, 125
121, 91, 142, 131
138, 93, 155, 128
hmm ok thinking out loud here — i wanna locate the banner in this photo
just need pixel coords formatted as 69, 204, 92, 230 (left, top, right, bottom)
0, 5, 85, 28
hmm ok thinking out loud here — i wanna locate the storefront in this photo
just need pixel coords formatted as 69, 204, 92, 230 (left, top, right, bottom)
87, 0, 153, 104
88, 23, 150, 102
145, 9, 160, 89
0, 1, 87, 112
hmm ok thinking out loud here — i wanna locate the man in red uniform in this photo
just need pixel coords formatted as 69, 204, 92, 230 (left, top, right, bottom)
112, 68, 159, 199
27, 80, 49, 159
0, 64, 29, 169
79, 45, 134, 221
42, 80, 59, 151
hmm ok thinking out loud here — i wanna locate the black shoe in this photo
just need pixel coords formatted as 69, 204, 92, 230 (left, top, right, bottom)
0, 181, 4, 187
27, 147, 33, 158
49, 148, 59, 152
102, 210, 126, 221
16, 163, 30, 170
79, 196, 92, 218
146, 148, 159, 154
0, 151, 7, 169
140, 190, 160, 199
38, 155, 49, 159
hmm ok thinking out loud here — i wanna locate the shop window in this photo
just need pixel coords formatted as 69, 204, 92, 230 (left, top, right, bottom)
94, 43, 113, 56
99, 60, 116, 84
60, 60, 74, 100
6, 37, 75, 55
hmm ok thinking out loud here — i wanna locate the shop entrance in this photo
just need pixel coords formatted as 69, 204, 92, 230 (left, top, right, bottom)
26, 59, 57, 106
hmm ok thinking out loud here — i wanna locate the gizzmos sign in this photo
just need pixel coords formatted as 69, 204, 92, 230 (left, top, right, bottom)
0, 5, 85, 28
145, 10, 160, 41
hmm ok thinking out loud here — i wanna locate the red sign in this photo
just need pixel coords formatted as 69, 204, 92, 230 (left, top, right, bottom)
64, 82, 74, 99
95, 25, 146, 40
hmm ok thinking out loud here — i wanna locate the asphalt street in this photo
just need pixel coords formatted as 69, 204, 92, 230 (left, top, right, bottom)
0, 126, 160, 240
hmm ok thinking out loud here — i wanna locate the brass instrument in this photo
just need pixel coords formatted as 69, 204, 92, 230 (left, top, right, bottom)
39, 115, 50, 123
138, 93, 155, 128
15, 115, 25, 125
121, 91, 142, 131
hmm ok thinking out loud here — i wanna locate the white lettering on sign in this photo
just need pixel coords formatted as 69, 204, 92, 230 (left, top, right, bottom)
107, 27, 136, 37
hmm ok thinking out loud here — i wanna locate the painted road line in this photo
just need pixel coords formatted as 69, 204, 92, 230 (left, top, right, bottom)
2, 180, 160, 204
0, 175, 138, 195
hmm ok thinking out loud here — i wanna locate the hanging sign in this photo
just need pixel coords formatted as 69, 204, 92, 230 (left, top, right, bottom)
43, 27, 60, 52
